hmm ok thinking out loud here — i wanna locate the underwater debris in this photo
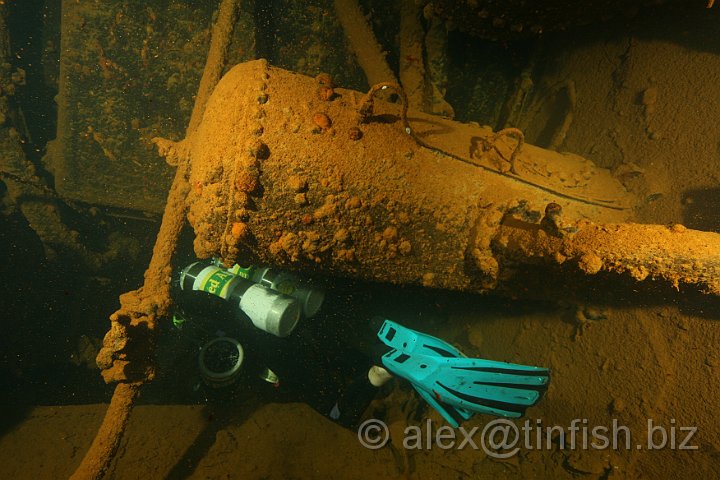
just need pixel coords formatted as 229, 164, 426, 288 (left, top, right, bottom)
399, 0, 425, 112
317, 85, 335, 101
333, 0, 398, 86
312, 112, 332, 131
147, 60, 720, 298
471, 127, 525, 174
316, 72, 334, 88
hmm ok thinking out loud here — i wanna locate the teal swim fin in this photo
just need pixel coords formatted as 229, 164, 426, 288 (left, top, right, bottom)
378, 320, 550, 426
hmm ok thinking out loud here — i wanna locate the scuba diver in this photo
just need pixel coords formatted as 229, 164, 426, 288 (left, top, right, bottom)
170, 259, 550, 429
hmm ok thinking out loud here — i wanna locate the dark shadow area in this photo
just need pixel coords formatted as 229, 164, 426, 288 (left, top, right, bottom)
446, 30, 533, 126
365, 113, 400, 124
161, 399, 260, 480
527, 82, 572, 149
7, 0, 59, 185
628, 2, 720, 56
682, 188, 720, 233
534, 2, 720, 70
498, 262, 720, 321
254, 0, 275, 63
0, 205, 158, 408
0, 404, 34, 438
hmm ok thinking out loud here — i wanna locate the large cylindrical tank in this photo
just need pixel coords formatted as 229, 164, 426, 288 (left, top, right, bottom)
172, 59, 634, 292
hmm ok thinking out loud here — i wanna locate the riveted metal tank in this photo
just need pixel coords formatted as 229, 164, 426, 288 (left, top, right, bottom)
157, 59, 643, 293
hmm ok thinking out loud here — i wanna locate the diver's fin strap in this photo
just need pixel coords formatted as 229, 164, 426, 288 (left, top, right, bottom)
378, 319, 465, 358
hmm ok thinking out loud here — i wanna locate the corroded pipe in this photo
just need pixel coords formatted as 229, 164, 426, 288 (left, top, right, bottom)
162, 60, 719, 296
494, 219, 720, 295
74, 2, 244, 479
333, 0, 398, 86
